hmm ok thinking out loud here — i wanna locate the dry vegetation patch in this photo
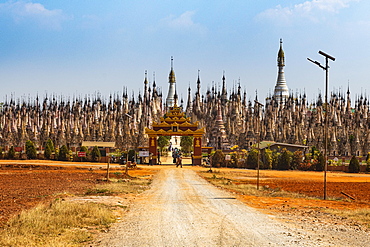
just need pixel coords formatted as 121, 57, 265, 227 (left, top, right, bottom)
0, 162, 157, 246
325, 208, 370, 228
196, 168, 370, 229
0, 200, 115, 247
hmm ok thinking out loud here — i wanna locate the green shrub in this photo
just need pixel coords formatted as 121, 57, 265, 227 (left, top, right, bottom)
91, 146, 101, 162
246, 148, 258, 169
277, 148, 292, 170
271, 151, 281, 170
262, 148, 273, 169
315, 152, 325, 171
291, 150, 303, 170
44, 139, 54, 160
7, 146, 16, 159
349, 156, 360, 173
58, 145, 70, 161
366, 154, 370, 172
44, 143, 52, 159
25, 140, 37, 159
127, 149, 136, 162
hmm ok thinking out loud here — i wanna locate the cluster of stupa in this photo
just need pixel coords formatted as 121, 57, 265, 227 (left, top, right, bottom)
0, 83, 162, 151
0, 40, 369, 157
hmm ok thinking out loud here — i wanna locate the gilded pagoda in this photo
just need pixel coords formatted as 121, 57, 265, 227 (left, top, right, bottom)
145, 103, 205, 165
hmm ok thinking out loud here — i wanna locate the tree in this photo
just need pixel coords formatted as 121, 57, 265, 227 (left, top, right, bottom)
310, 146, 320, 160
91, 146, 101, 162
58, 145, 69, 161
349, 155, 360, 173
271, 151, 281, 170
180, 136, 193, 155
246, 148, 258, 169
262, 148, 273, 169
291, 150, 303, 170
277, 148, 292, 170
44, 139, 54, 160
157, 136, 170, 153
315, 152, 325, 171
47, 139, 54, 152
366, 154, 370, 173
25, 140, 37, 159
44, 143, 52, 160
127, 149, 136, 162
7, 146, 15, 159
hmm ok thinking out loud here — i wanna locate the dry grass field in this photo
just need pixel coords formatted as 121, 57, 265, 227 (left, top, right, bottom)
1, 162, 369, 246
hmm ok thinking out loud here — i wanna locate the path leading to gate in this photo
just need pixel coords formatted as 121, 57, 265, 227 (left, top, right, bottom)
95, 168, 329, 246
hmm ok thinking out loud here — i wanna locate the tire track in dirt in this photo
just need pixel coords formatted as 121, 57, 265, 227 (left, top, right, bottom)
95, 168, 365, 246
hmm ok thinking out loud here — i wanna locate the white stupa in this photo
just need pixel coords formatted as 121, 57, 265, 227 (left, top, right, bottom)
166, 57, 176, 108
274, 39, 289, 102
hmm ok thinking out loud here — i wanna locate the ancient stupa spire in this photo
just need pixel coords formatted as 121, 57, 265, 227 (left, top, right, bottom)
186, 84, 192, 111
274, 39, 289, 103
197, 69, 201, 95
166, 56, 176, 107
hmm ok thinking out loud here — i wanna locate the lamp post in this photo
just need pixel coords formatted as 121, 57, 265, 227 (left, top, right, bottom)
307, 51, 335, 200
254, 100, 264, 190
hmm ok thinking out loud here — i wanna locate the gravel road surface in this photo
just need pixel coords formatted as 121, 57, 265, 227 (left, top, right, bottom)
95, 168, 369, 247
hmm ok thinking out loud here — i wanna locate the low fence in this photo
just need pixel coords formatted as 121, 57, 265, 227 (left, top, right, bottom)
328, 165, 368, 172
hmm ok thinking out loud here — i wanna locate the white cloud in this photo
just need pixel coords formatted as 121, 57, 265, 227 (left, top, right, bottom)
158, 10, 206, 34
0, 1, 70, 30
164, 11, 196, 29
256, 0, 359, 24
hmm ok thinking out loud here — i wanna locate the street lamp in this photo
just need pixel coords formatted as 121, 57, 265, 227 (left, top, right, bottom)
307, 51, 335, 200
254, 100, 264, 190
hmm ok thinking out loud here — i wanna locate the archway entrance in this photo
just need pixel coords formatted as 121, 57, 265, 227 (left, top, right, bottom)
145, 104, 205, 165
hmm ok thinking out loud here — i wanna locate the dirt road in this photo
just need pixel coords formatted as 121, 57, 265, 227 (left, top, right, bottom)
98, 168, 349, 246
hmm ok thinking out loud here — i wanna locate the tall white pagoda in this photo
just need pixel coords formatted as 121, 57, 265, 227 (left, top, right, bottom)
274, 39, 289, 102
166, 57, 176, 108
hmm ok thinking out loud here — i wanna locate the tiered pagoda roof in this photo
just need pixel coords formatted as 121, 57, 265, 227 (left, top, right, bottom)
145, 104, 205, 136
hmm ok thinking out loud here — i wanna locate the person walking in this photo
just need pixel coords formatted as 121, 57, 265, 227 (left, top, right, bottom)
176, 152, 182, 168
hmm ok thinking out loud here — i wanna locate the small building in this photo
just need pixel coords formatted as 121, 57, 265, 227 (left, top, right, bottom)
81, 141, 116, 162
259, 141, 308, 154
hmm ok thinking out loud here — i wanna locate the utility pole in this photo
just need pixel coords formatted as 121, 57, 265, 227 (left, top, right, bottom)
254, 100, 264, 190
307, 51, 335, 200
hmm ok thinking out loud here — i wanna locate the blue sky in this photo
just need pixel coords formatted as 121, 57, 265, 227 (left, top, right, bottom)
0, 0, 369, 104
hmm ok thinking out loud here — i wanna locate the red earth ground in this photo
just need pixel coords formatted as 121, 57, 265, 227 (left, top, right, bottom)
194, 167, 370, 217
0, 161, 154, 227
1, 161, 370, 228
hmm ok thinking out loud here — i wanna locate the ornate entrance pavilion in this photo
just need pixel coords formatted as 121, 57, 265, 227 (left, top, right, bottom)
144, 103, 205, 165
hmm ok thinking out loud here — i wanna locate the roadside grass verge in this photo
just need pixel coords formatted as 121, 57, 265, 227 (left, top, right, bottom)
0, 176, 153, 246
0, 200, 115, 247
86, 178, 151, 196
199, 170, 370, 228
199, 171, 312, 199
325, 208, 370, 228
